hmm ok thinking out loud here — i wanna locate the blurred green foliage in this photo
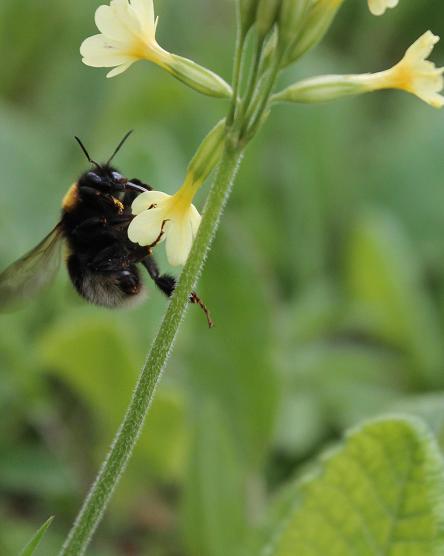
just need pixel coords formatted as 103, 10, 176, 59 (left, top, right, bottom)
1, 1, 444, 555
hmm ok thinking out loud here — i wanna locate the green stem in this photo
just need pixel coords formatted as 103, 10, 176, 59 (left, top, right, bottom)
59, 144, 244, 556
227, 13, 246, 126
244, 50, 282, 139
239, 37, 264, 123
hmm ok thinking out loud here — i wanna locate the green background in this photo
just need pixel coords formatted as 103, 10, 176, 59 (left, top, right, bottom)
1, 1, 444, 554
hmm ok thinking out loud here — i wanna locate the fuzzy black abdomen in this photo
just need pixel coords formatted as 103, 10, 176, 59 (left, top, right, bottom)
67, 254, 145, 308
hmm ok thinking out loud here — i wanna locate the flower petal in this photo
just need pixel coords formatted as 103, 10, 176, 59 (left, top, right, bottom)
165, 220, 194, 267
106, 62, 134, 77
111, 0, 142, 36
404, 31, 439, 63
95, 4, 134, 42
128, 208, 166, 246
131, 191, 171, 215
80, 34, 134, 67
189, 204, 201, 235
368, 0, 399, 16
130, 0, 156, 38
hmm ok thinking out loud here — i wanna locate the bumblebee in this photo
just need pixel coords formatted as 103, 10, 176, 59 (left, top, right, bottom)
0, 133, 212, 325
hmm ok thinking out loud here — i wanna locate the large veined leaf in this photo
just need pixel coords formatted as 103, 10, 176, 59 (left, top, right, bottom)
266, 417, 444, 556
390, 394, 444, 451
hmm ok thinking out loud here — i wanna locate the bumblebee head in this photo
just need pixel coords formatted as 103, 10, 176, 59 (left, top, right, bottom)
75, 132, 147, 195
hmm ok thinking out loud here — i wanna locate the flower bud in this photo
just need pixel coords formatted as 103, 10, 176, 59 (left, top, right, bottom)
283, 0, 344, 66
256, 0, 282, 39
278, 0, 312, 48
262, 26, 280, 70
272, 75, 368, 103
187, 120, 226, 185
167, 55, 233, 99
239, 0, 259, 34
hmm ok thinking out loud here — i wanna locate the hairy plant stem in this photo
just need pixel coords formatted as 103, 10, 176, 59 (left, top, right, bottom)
227, 7, 246, 127
59, 144, 244, 556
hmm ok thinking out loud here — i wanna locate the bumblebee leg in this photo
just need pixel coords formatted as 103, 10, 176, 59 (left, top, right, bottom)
89, 245, 129, 272
72, 216, 107, 236
80, 186, 127, 215
115, 268, 142, 296
190, 292, 214, 328
141, 256, 213, 328
72, 222, 120, 245
146, 220, 169, 253
79, 186, 120, 208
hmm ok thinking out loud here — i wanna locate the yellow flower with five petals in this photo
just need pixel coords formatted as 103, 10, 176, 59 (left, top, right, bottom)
366, 31, 444, 107
128, 182, 201, 267
274, 31, 444, 108
80, 0, 232, 98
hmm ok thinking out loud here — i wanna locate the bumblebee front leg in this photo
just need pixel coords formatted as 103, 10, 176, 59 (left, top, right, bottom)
141, 256, 213, 328
79, 186, 125, 213
71, 216, 131, 240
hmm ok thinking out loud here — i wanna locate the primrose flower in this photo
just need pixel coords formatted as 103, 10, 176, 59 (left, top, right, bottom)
367, 31, 444, 107
128, 188, 201, 267
274, 31, 444, 108
80, 0, 232, 98
81, 0, 167, 78
368, 0, 399, 16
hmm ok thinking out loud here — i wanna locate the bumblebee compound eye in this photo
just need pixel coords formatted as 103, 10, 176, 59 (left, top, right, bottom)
87, 171, 103, 184
84, 171, 125, 193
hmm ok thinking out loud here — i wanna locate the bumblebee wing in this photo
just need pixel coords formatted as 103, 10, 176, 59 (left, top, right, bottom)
0, 224, 64, 312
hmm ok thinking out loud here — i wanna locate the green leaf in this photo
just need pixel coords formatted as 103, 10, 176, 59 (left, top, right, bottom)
346, 210, 444, 387
390, 394, 444, 452
39, 313, 189, 484
183, 401, 247, 556
184, 226, 279, 467
275, 344, 406, 457
267, 417, 444, 556
19, 516, 54, 556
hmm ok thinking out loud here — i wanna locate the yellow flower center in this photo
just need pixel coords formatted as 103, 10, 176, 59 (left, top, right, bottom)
164, 176, 200, 220
389, 62, 415, 93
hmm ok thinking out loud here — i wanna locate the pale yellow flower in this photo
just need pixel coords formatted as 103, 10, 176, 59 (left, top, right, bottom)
128, 187, 201, 267
274, 31, 444, 108
364, 31, 444, 108
81, 0, 169, 78
80, 0, 232, 97
368, 0, 399, 16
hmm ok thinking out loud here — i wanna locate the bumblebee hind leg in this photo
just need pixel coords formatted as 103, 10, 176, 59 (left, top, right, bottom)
141, 256, 213, 327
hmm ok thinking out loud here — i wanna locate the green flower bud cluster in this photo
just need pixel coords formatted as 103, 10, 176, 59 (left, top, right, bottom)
282, 0, 344, 66
238, 0, 344, 67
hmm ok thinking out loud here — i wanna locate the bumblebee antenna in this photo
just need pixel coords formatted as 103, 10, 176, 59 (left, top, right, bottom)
74, 136, 100, 169
107, 130, 134, 166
